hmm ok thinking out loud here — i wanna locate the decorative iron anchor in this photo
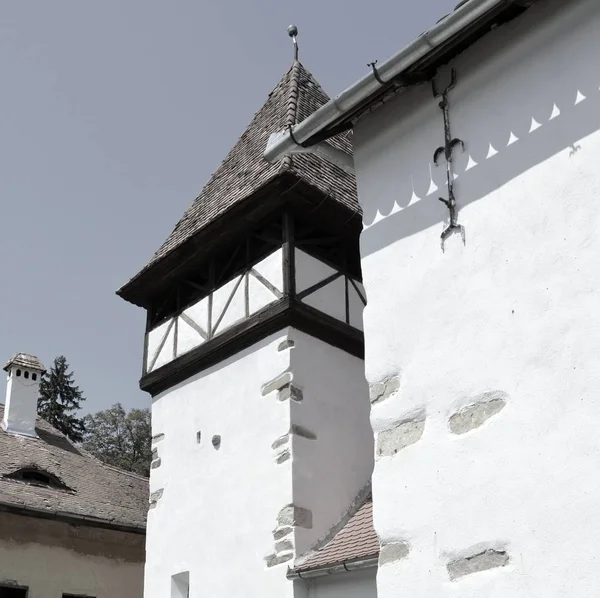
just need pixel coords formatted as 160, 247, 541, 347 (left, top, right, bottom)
432, 68, 465, 250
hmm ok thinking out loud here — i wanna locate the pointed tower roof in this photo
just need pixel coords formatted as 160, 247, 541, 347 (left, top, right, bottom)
118, 61, 357, 307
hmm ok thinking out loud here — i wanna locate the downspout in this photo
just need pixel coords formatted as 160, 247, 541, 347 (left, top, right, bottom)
264, 0, 531, 165
286, 556, 379, 580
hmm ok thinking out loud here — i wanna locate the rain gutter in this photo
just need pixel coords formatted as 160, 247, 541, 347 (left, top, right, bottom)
264, 0, 534, 167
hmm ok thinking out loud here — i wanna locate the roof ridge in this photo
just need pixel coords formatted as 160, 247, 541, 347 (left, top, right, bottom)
279, 60, 302, 173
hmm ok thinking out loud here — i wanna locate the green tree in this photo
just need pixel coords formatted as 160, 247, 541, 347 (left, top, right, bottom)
38, 355, 86, 442
82, 403, 152, 477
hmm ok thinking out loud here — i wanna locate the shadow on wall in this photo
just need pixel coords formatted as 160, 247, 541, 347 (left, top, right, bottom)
358, 0, 600, 257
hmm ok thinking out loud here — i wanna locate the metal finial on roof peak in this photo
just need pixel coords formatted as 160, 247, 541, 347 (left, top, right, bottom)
287, 25, 299, 62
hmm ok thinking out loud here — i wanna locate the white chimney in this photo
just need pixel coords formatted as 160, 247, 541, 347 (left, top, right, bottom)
2, 353, 45, 438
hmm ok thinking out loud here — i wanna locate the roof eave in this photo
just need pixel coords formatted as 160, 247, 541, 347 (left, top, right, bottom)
287, 555, 379, 580
264, 0, 538, 160
0, 501, 146, 535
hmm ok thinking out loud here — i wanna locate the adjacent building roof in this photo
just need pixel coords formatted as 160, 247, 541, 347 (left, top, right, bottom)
119, 59, 357, 300
291, 496, 379, 575
4, 353, 46, 373
0, 405, 148, 533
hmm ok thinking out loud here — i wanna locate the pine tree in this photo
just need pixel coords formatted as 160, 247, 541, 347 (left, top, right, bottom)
38, 355, 86, 442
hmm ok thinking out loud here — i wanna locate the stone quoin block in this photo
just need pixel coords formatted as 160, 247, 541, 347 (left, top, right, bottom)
277, 340, 295, 351
277, 383, 303, 402
376, 415, 425, 457
265, 552, 293, 568
149, 488, 164, 509
273, 526, 293, 541
275, 538, 294, 553
277, 504, 313, 529
449, 392, 508, 435
370, 374, 401, 405
289, 424, 316, 440
151, 458, 162, 469
271, 434, 289, 450
447, 548, 510, 580
151, 433, 165, 443
275, 449, 291, 464
261, 371, 293, 396
379, 542, 410, 565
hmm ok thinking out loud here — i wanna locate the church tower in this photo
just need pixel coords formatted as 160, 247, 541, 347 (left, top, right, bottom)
118, 31, 373, 598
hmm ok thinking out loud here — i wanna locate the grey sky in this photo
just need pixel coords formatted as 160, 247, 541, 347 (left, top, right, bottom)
0, 0, 457, 414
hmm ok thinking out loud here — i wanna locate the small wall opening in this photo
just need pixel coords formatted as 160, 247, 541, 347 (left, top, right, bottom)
171, 571, 189, 598
0, 584, 28, 598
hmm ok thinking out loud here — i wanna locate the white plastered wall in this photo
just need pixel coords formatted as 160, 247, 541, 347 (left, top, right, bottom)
146, 331, 294, 598
352, 0, 600, 595
297, 569, 377, 598
287, 329, 373, 556
146, 323, 373, 596
0, 513, 144, 598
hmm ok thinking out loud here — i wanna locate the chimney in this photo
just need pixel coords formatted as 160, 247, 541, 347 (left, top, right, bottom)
2, 353, 45, 438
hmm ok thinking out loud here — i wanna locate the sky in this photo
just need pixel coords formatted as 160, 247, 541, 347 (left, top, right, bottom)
0, 0, 457, 414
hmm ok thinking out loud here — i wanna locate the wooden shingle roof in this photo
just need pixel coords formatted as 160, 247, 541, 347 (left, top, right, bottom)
119, 60, 357, 301
0, 405, 148, 532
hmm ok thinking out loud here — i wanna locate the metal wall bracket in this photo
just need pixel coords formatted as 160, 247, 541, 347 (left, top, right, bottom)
432, 68, 465, 251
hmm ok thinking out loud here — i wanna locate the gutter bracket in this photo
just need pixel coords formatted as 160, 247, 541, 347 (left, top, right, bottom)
432, 68, 466, 251
267, 131, 355, 175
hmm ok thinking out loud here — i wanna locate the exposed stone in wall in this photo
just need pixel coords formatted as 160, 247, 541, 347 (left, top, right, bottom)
196, 431, 202, 443
370, 374, 401, 405
275, 449, 291, 464
275, 538, 294, 553
376, 414, 426, 458
272, 434, 289, 450
273, 526, 293, 541
449, 392, 508, 435
151, 433, 165, 443
150, 447, 161, 469
379, 541, 410, 565
278, 383, 303, 402
265, 552, 293, 568
289, 424, 316, 440
212, 435, 221, 450
277, 504, 313, 529
149, 489, 163, 509
447, 548, 510, 580
261, 371, 292, 396
278, 340, 295, 351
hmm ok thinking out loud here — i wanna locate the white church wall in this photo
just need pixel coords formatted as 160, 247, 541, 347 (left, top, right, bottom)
353, 0, 600, 595
300, 569, 377, 598
146, 331, 295, 598
287, 329, 373, 555
0, 512, 144, 598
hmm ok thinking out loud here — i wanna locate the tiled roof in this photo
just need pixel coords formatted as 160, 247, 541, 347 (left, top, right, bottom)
4, 353, 45, 373
293, 496, 379, 573
0, 405, 148, 531
126, 59, 357, 284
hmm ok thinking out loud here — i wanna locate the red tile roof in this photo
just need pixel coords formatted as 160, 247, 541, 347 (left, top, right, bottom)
293, 496, 379, 574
